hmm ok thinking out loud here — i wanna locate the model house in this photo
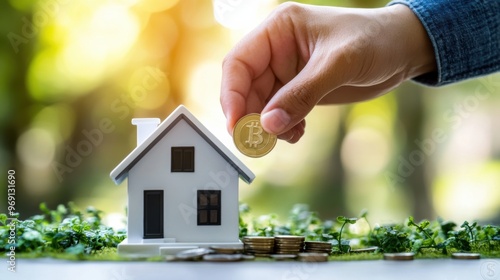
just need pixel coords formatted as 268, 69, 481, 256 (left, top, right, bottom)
110, 105, 255, 256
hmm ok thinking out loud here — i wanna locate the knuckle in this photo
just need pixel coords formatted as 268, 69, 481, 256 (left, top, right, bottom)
273, 2, 305, 19
221, 54, 233, 70
287, 82, 318, 111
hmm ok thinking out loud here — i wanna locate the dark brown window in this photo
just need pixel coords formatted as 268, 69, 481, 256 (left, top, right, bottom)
171, 147, 194, 172
197, 190, 221, 226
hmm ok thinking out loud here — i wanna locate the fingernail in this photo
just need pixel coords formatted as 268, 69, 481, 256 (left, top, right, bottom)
227, 121, 233, 136
261, 108, 290, 134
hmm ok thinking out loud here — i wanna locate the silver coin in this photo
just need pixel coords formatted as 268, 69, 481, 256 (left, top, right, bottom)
383, 252, 415, 261
175, 248, 212, 261
451, 252, 481, 260
203, 254, 242, 262
271, 254, 297, 261
350, 246, 378, 253
241, 254, 256, 260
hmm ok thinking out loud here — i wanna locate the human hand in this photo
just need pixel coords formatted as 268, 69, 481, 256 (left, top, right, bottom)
220, 2, 436, 143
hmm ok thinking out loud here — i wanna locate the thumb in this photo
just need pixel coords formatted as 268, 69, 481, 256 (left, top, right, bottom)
261, 55, 343, 135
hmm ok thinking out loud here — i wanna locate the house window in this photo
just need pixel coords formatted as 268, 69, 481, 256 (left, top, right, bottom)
197, 190, 221, 226
143, 190, 164, 239
171, 147, 194, 172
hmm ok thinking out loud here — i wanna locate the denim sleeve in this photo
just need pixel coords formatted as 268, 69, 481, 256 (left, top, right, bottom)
387, 0, 500, 86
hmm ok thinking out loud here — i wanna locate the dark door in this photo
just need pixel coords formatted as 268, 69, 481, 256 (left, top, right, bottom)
143, 190, 164, 238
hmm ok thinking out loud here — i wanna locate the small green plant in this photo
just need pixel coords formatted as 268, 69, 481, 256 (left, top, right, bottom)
334, 216, 357, 253
461, 221, 478, 242
407, 216, 437, 252
366, 224, 411, 253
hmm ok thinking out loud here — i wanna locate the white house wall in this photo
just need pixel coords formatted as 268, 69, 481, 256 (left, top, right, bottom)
127, 119, 240, 243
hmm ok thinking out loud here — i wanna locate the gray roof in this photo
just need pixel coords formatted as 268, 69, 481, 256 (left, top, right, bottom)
110, 105, 255, 185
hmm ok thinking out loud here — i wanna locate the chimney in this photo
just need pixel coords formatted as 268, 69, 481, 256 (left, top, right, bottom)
131, 118, 160, 146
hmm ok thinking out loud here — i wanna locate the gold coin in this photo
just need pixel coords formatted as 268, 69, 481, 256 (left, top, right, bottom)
242, 236, 275, 241
209, 246, 243, 254
275, 235, 305, 240
233, 114, 277, 158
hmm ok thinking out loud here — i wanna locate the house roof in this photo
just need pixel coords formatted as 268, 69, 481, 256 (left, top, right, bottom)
110, 105, 255, 185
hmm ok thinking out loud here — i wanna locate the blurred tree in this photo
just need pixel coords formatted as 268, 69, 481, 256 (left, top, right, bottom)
0, 1, 36, 213
311, 109, 347, 219
395, 83, 435, 220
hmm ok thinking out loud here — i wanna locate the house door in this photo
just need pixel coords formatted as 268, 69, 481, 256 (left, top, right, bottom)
143, 190, 164, 238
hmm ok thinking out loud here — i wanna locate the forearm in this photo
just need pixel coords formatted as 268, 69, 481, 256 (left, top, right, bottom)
388, 0, 500, 86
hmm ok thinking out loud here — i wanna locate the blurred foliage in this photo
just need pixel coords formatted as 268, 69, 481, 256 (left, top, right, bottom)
0, 202, 125, 257
0, 0, 499, 226
2, 203, 498, 259
240, 203, 500, 256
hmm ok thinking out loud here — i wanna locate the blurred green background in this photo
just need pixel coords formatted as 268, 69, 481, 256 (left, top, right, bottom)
1, 0, 499, 229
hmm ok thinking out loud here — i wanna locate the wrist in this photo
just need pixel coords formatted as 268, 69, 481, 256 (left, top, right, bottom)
388, 4, 437, 79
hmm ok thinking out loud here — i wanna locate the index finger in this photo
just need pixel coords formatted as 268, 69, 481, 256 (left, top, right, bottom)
220, 25, 272, 134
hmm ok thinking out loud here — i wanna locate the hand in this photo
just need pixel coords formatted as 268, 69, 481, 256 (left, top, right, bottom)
220, 2, 436, 143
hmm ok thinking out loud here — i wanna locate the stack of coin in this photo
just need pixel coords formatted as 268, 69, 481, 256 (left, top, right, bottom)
304, 241, 332, 255
274, 235, 305, 255
242, 236, 275, 256
297, 252, 329, 262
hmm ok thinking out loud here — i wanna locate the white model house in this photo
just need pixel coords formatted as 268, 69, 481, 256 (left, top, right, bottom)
110, 105, 255, 256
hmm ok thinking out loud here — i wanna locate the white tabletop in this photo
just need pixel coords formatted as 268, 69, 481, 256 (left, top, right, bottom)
3, 258, 499, 280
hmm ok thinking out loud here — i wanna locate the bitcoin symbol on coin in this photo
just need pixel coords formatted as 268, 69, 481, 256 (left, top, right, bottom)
233, 114, 277, 158
245, 121, 263, 148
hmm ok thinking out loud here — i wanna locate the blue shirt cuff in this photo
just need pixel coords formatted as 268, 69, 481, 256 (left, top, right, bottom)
387, 0, 500, 86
